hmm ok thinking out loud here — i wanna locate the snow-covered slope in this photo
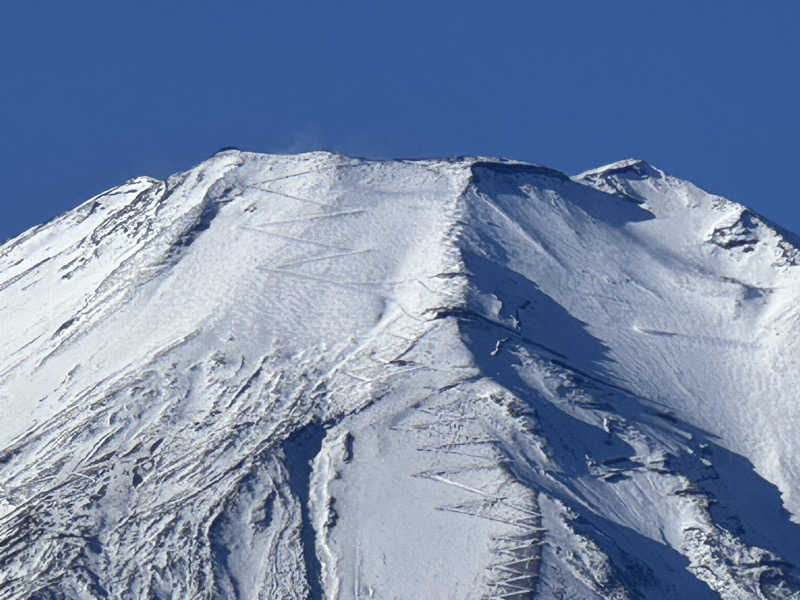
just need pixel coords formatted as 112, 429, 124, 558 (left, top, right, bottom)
2, 151, 800, 599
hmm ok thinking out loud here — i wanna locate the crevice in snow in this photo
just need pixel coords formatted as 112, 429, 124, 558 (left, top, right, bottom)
283, 422, 327, 600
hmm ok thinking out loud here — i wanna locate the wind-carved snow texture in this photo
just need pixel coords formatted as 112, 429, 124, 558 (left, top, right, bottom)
2, 152, 800, 599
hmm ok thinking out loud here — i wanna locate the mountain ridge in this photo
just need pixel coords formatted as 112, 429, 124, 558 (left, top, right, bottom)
2, 151, 800, 599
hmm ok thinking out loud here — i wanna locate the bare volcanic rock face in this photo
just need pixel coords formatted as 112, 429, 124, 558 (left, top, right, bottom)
2, 151, 800, 599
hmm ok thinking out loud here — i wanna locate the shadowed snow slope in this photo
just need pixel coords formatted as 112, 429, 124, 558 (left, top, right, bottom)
2, 151, 800, 599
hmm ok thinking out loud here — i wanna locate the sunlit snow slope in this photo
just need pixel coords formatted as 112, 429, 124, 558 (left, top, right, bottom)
2, 151, 800, 599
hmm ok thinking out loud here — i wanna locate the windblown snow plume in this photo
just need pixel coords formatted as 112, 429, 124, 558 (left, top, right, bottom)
2, 151, 800, 599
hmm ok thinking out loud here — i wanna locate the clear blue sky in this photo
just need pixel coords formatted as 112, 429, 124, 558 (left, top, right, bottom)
2, 1, 798, 242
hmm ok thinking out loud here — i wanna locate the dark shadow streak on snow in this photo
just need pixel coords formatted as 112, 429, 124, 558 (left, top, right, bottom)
575, 512, 718, 599
472, 162, 656, 228
283, 423, 326, 600
463, 252, 613, 382
170, 180, 233, 252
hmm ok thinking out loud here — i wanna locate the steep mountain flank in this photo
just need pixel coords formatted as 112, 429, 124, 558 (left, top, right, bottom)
2, 151, 800, 599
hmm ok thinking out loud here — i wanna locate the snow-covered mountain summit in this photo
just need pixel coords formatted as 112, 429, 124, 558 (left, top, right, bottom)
2, 150, 800, 599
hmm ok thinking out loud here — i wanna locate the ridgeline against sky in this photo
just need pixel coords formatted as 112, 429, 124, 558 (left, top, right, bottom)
2, 1, 798, 242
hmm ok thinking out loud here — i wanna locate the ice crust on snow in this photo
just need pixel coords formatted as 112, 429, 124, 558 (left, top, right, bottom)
2, 151, 800, 598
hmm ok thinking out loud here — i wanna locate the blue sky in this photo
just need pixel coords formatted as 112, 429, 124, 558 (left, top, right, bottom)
2, 1, 798, 241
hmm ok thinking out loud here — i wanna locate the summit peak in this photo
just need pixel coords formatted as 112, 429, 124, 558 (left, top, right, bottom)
576, 157, 664, 180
